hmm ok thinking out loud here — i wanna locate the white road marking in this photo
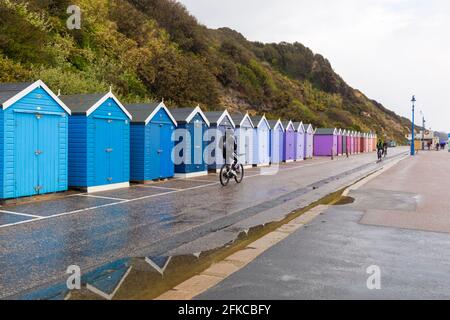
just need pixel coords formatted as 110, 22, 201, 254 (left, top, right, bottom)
0, 150, 407, 230
75, 194, 128, 201
0, 210, 43, 219
174, 178, 218, 183
138, 185, 182, 191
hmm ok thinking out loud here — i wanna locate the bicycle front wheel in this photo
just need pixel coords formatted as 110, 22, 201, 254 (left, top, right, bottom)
220, 164, 230, 186
234, 164, 244, 183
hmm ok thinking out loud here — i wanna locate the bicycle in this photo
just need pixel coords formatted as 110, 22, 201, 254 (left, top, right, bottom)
219, 153, 245, 186
377, 149, 383, 162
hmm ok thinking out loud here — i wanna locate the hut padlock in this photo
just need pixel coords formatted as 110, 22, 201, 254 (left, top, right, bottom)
105, 148, 113, 153
107, 177, 113, 182
35, 150, 43, 155
157, 149, 163, 154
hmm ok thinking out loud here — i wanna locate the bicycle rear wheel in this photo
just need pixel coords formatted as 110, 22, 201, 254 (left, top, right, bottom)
220, 164, 231, 186
234, 164, 244, 183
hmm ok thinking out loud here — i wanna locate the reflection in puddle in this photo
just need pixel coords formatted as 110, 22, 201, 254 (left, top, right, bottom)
145, 256, 173, 275
83, 258, 132, 300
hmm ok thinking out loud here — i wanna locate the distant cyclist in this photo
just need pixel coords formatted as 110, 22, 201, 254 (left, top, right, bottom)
377, 139, 384, 161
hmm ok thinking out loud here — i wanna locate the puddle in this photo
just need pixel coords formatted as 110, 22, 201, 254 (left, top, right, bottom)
333, 196, 355, 205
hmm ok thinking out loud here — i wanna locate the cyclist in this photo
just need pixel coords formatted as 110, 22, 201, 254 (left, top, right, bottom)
221, 130, 238, 174
376, 139, 384, 161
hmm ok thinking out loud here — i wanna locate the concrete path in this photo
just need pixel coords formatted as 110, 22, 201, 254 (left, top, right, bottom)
197, 150, 450, 300
0, 148, 407, 298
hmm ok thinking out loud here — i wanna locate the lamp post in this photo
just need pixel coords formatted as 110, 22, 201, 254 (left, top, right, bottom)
411, 95, 416, 156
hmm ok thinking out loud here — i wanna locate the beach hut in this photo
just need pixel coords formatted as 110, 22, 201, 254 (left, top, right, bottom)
337, 129, 343, 156
360, 132, 365, 153
304, 124, 314, 159
314, 128, 338, 157
268, 119, 284, 164
293, 122, 305, 161
350, 131, 356, 154
170, 106, 210, 178
61, 91, 131, 192
356, 132, 360, 153
126, 102, 177, 182
0, 80, 71, 199
204, 110, 235, 171
342, 130, 347, 155
346, 130, 352, 155
371, 133, 375, 152
282, 121, 296, 162
365, 133, 370, 152
230, 113, 254, 168
251, 115, 271, 167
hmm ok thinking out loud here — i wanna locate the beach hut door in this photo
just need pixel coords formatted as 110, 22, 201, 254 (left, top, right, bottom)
15, 112, 61, 197
193, 121, 203, 168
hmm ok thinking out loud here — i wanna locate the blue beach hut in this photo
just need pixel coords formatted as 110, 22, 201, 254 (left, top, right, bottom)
230, 113, 255, 168
293, 122, 305, 161
268, 119, 284, 164
0, 80, 71, 199
126, 102, 177, 182
169, 106, 210, 178
61, 91, 131, 192
204, 110, 235, 172
251, 115, 271, 167
304, 124, 314, 159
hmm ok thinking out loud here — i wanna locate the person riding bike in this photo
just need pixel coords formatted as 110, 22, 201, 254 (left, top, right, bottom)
221, 131, 238, 174
376, 139, 384, 161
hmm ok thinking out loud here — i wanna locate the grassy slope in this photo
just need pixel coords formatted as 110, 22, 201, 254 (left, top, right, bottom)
0, 0, 410, 142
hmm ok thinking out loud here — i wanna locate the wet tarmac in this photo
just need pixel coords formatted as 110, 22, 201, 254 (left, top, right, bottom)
0, 148, 408, 299
198, 150, 450, 300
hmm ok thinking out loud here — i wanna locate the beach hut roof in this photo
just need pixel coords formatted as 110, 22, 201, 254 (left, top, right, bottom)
204, 110, 236, 128
267, 119, 285, 131
125, 101, 177, 126
0, 80, 71, 114
304, 124, 314, 133
292, 122, 306, 133
230, 112, 254, 128
60, 91, 130, 119
169, 106, 210, 126
315, 128, 337, 135
250, 114, 270, 129
282, 120, 295, 131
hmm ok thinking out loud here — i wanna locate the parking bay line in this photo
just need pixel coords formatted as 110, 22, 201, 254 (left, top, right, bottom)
0, 210, 43, 219
137, 185, 183, 191
74, 194, 128, 201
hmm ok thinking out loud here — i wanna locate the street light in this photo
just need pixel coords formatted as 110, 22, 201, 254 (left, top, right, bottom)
411, 95, 416, 156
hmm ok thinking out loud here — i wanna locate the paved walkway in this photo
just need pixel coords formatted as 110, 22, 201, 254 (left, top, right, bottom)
197, 150, 450, 299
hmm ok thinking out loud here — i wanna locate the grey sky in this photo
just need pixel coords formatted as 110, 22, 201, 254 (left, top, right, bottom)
179, 0, 450, 133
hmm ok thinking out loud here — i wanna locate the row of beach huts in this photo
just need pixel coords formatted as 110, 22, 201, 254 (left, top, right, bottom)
0, 80, 377, 200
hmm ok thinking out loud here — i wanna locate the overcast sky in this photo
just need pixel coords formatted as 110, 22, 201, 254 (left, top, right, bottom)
179, 0, 450, 133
